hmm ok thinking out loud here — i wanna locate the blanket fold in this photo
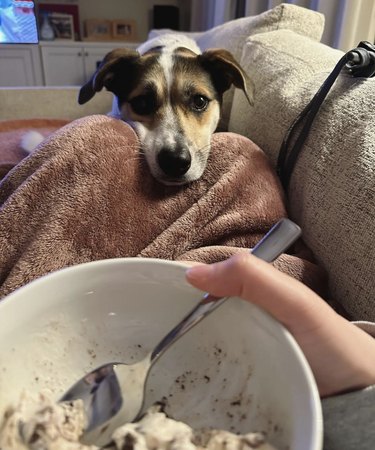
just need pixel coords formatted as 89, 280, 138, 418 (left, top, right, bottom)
0, 115, 326, 298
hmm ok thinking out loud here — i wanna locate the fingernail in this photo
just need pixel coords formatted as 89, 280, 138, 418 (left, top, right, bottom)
186, 264, 213, 282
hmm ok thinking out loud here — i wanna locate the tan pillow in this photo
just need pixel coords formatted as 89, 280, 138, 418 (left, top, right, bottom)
229, 29, 375, 320
149, 4, 324, 130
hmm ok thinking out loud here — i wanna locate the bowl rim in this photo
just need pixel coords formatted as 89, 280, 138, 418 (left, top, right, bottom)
0, 258, 191, 309
0, 257, 323, 449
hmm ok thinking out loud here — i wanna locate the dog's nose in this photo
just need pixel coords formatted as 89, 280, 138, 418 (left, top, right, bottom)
157, 147, 191, 177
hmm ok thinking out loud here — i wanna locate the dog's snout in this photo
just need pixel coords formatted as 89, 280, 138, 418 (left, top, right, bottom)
157, 147, 191, 177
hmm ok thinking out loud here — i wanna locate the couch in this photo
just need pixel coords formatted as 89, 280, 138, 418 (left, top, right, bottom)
0, 3, 374, 321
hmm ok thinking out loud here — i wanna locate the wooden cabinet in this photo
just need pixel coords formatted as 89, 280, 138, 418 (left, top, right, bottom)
40, 41, 139, 86
0, 44, 44, 86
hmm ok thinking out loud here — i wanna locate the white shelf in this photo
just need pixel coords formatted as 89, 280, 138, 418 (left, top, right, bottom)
0, 40, 141, 87
38, 40, 140, 48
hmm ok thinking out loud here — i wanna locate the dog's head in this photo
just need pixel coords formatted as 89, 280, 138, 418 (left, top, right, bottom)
79, 41, 253, 185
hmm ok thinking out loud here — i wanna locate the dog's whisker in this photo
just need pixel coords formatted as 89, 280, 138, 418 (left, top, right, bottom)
120, 146, 145, 158
123, 157, 144, 163
195, 144, 211, 162
115, 149, 144, 158
197, 144, 211, 152
119, 144, 144, 150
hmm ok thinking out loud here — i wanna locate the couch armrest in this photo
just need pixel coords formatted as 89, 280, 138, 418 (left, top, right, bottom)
0, 87, 113, 121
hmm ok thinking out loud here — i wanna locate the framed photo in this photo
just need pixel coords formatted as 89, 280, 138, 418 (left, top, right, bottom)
84, 19, 112, 41
49, 12, 74, 40
39, 3, 80, 40
112, 19, 137, 41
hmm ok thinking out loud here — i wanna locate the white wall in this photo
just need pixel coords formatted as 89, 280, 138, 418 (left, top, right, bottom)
36, 0, 191, 42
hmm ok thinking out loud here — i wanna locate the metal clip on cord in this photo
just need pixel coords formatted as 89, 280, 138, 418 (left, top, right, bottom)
277, 41, 375, 193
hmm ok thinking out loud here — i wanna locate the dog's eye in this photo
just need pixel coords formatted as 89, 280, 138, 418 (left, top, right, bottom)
129, 95, 156, 115
191, 95, 209, 112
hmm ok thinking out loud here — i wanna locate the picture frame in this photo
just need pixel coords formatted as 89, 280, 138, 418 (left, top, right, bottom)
39, 3, 80, 40
49, 12, 74, 40
112, 19, 137, 41
84, 19, 112, 41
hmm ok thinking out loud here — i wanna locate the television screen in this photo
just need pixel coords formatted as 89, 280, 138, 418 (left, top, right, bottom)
0, 0, 38, 44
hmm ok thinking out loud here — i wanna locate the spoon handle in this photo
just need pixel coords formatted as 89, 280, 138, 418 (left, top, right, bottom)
150, 218, 301, 363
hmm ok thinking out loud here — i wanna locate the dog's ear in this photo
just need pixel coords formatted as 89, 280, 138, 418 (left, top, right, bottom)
78, 48, 140, 105
199, 49, 254, 106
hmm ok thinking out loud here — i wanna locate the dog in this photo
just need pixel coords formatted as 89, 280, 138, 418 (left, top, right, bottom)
78, 34, 254, 186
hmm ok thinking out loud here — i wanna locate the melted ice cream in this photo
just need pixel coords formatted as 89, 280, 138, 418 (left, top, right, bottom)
0, 396, 277, 450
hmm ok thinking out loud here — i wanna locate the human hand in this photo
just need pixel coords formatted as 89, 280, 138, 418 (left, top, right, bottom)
186, 253, 375, 397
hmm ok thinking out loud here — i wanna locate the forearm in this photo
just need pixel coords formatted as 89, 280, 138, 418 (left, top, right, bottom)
302, 315, 375, 397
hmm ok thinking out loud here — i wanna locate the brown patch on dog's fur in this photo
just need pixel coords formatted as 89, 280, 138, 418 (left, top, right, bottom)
170, 54, 221, 150
124, 69, 166, 128
79, 49, 166, 107
199, 49, 254, 105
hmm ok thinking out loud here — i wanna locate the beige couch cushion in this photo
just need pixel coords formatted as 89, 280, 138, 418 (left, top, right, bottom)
229, 29, 375, 320
150, 3, 324, 130
0, 87, 113, 121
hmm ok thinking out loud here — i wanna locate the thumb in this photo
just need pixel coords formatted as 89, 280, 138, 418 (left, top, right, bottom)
186, 253, 333, 333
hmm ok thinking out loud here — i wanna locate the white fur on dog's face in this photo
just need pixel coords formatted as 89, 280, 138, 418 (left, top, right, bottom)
120, 45, 221, 185
79, 35, 252, 185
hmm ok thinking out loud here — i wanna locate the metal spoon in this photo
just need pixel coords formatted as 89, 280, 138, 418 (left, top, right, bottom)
61, 218, 301, 446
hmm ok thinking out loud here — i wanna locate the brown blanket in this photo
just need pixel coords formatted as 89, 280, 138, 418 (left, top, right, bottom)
0, 115, 326, 299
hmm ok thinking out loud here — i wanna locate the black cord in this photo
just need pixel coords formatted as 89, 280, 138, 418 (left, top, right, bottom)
276, 41, 375, 193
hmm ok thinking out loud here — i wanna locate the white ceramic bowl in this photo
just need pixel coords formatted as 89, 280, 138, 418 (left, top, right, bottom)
0, 258, 322, 450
